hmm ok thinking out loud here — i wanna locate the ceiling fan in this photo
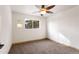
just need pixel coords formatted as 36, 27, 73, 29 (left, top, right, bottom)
35, 5, 55, 16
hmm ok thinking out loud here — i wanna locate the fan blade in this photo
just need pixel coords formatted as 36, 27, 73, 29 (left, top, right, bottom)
41, 5, 45, 8
35, 5, 41, 9
46, 5, 55, 10
46, 11, 53, 13
32, 11, 40, 14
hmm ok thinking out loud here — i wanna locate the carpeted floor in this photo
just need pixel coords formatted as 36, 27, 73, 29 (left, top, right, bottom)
9, 38, 79, 54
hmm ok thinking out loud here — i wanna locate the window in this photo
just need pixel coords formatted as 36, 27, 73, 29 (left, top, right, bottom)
25, 20, 39, 29
33, 21, 39, 28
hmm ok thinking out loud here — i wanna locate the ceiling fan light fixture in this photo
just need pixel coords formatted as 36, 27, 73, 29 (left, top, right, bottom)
40, 8, 47, 14
40, 11, 46, 14
35, 5, 55, 16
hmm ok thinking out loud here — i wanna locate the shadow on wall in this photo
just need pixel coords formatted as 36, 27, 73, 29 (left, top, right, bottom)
47, 21, 71, 46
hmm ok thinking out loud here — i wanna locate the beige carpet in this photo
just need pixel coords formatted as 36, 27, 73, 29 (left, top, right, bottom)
9, 38, 79, 54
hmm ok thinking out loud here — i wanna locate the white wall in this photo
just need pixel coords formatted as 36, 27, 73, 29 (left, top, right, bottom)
47, 6, 79, 49
12, 12, 46, 43
0, 6, 12, 54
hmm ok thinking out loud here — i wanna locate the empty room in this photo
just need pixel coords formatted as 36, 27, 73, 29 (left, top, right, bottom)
0, 5, 79, 54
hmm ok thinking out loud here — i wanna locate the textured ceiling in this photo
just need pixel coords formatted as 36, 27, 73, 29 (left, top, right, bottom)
11, 5, 77, 17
